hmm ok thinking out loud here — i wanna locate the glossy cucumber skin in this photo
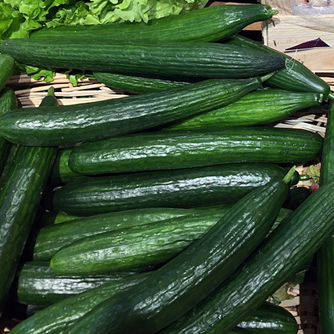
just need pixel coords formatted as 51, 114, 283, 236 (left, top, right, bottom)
32, 207, 212, 261
238, 302, 298, 334
62, 179, 289, 334
51, 163, 289, 216
0, 77, 263, 146
159, 181, 334, 334
0, 88, 17, 178
317, 101, 334, 333
49, 207, 292, 276
0, 39, 285, 79
31, 4, 277, 43
167, 89, 322, 129
50, 210, 231, 275
0, 54, 15, 91
226, 34, 331, 97
9, 271, 152, 334
68, 127, 323, 175
0, 93, 58, 313
13, 261, 145, 306
50, 148, 87, 186
94, 72, 192, 94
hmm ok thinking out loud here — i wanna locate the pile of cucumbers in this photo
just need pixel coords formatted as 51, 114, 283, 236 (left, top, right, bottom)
1, 3, 334, 334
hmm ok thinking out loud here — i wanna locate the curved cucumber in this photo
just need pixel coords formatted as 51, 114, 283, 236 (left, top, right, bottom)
0, 92, 58, 313
62, 178, 289, 334
68, 127, 323, 175
51, 163, 290, 216
30, 4, 277, 43
32, 207, 214, 261
0, 77, 264, 146
226, 34, 331, 98
167, 88, 323, 129
0, 39, 285, 79
159, 180, 334, 334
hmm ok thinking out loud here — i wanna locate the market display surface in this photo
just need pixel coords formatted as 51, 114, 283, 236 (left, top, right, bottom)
0, 2, 333, 334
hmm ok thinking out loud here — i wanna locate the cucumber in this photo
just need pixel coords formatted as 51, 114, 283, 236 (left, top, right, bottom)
37, 211, 80, 227
30, 4, 277, 43
0, 90, 58, 313
94, 72, 192, 94
0, 39, 285, 80
50, 163, 291, 216
61, 175, 290, 334
50, 148, 87, 186
226, 34, 332, 99
238, 302, 298, 334
32, 207, 215, 261
0, 88, 17, 178
12, 261, 147, 306
49, 207, 292, 276
0, 54, 15, 91
317, 100, 334, 332
0, 77, 266, 146
68, 127, 323, 175
166, 88, 323, 130
158, 180, 334, 334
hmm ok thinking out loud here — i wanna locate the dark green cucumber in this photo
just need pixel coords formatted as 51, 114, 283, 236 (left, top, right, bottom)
167, 88, 323, 130
0, 77, 266, 146
226, 34, 332, 98
0, 39, 285, 80
0, 54, 15, 91
94, 72, 192, 94
68, 127, 323, 175
0, 88, 17, 178
238, 302, 298, 334
32, 207, 215, 261
62, 176, 290, 334
50, 148, 87, 186
0, 91, 58, 314
30, 4, 277, 43
317, 100, 334, 333
51, 163, 290, 216
12, 261, 147, 306
50, 210, 233, 275
49, 207, 292, 276
158, 180, 334, 334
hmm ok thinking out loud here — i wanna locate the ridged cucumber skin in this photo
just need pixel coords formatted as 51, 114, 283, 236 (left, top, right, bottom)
62, 179, 289, 334
0, 39, 285, 79
50, 210, 232, 275
0, 88, 17, 178
13, 261, 146, 306
159, 181, 334, 334
51, 163, 289, 216
0, 77, 263, 146
238, 302, 298, 334
317, 101, 334, 333
68, 127, 323, 175
30, 4, 277, 43
0, 54, 15, 91
94, 72, 192, 94
0, 94, 58, 313
167, 89, 322, 130
9, 271, 152, 334
49, 207, 292, 276
226, 35, 331, 97
32, 207, 214, 261
50, 148, 87, 186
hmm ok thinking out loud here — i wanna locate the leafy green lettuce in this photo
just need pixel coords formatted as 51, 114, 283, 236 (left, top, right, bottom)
0, 0, 209, 82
